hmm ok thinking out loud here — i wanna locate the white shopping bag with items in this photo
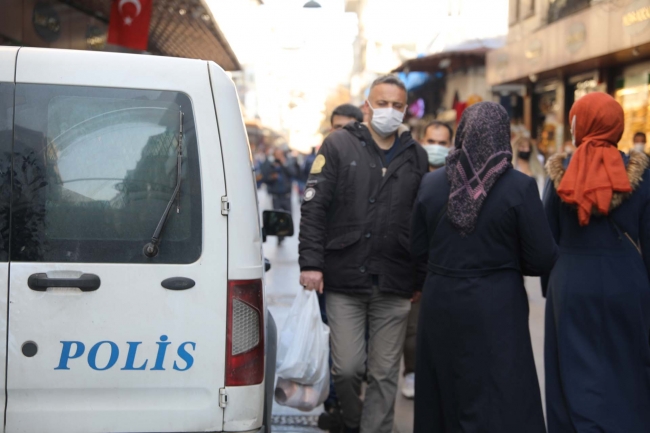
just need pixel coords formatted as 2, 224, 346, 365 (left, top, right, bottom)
274, 374, 329, 412
275, 289, 330, 411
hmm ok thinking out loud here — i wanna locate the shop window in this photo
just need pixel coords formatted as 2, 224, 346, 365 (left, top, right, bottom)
615, 72, 650, 153
532, 83, 562, 158
547, 0, 590, 25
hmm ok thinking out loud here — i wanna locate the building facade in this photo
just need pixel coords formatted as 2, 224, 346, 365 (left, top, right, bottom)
488, 0, 650, 156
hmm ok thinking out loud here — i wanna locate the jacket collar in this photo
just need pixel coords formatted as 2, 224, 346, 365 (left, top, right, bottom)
546, 150, 649, 212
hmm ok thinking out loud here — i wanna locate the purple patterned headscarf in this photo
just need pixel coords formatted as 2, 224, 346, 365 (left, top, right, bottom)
446, 102, 512, 236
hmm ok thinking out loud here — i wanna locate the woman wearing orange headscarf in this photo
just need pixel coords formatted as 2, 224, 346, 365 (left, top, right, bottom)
543, 92, 650, 432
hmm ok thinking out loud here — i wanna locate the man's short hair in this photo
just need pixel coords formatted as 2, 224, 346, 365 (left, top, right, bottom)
331, 104, 364, 124
370, 75, 407, 93
423, 121, 453, 142
634, 131, 647, 140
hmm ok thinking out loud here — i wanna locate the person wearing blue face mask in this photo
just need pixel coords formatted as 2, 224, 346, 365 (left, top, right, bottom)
420, 121, 453, 172
299, 75, 428, 433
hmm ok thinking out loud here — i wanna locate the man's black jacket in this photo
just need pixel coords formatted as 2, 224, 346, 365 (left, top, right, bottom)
298, 122, 428, 298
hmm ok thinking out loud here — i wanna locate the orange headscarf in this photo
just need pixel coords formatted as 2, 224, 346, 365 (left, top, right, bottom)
557, 92, 631, 226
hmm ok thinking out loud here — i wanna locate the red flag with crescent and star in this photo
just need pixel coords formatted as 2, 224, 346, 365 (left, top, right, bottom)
107, 0, 152, 51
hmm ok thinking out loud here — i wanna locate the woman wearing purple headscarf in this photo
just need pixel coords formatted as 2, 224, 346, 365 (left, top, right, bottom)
411, 102, 558, 432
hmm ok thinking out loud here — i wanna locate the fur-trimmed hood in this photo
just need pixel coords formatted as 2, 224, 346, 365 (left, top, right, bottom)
546, 150, 649, 212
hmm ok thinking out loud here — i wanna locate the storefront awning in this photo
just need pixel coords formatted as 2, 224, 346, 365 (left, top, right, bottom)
393, 48, 488, 74
64, 0, 241, 70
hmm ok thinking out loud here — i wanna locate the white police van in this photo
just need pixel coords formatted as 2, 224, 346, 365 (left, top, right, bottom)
0, 47, 292, 433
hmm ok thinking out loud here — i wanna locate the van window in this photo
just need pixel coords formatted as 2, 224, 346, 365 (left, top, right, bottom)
11, 85, 202, 264
0, 83, 13, 262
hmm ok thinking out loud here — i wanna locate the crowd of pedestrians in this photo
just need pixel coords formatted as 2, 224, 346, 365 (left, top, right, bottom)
294, 74, 650, 433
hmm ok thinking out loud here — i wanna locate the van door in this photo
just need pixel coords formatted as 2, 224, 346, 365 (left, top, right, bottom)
6, 49, 228, 433
0, 46, 18, 430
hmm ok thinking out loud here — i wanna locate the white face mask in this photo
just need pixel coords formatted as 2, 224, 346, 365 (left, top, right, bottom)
367, 101, 405, 138
634, 143, 646, 153
423, 144, 450, 167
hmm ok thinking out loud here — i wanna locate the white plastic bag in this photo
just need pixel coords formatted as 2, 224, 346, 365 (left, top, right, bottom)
276, 289, 330, 385
274, 371, 329, 412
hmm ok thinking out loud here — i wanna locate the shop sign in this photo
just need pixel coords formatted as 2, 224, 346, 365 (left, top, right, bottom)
32, 2, 61, 43
86, 25, 107, 51
525, 40, 542, 61
623, 0, 650, 36
566, 22, 586, 53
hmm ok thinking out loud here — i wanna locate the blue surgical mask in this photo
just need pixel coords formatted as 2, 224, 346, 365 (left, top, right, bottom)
423, 144, 450, 168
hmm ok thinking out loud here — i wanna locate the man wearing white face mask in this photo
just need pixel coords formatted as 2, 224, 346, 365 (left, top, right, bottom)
633, 131, 648, 155
420, 120, 453, 172
299, 75, 428, 433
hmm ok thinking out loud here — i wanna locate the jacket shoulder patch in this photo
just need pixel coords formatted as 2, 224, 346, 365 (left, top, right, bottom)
304, 188, 316, 201
311, 155, 326, 174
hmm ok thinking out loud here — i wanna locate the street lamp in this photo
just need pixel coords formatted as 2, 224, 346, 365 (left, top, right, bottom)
303, 1, 321, 7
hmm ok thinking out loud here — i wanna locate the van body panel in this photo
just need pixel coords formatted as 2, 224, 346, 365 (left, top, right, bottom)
208, 63, 265, 432
6, 49, 228, 433
15, 48, 206, 92
0, 263, 7, 428
208, 62, 264, 282
0, 46, 18, 81
223, 384, 265, 431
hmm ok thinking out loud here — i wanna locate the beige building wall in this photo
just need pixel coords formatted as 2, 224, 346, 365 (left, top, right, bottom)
488, 0, 650, 86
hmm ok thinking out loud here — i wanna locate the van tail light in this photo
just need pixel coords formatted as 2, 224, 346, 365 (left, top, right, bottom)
226, 279, 264, 386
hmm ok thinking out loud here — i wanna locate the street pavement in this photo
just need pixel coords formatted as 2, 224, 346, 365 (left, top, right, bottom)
261, 187, 547, 433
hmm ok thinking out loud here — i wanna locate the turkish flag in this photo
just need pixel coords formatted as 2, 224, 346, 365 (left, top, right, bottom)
107, 0, 152, 51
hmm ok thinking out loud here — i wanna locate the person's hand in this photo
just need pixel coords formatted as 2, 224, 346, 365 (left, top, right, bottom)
300, 270, 324, 294
411, 291, 422, 303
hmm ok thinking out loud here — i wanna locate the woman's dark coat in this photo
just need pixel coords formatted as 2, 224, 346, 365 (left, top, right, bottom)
411, 167, 558, 433
543, 151, 650, 433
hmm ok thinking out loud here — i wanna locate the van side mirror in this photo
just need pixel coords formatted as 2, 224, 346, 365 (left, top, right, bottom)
262, 210, 294, 243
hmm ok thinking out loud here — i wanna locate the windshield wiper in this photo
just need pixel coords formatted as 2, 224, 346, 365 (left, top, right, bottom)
143, 111, 184, 258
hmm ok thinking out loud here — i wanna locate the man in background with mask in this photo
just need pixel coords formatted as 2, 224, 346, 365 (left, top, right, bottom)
420, 120, 453, 172
633, 132, 648, 155
299, 75, 428, 433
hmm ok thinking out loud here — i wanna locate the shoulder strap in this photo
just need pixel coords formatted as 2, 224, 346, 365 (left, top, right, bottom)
608, 216, 642, 255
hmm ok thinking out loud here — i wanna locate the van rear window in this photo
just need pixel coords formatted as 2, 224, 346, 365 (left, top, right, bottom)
0, 83, 13, 263
11, 85, 202, 264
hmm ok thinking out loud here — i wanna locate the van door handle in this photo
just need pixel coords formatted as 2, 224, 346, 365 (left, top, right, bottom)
28, 273, 101, 292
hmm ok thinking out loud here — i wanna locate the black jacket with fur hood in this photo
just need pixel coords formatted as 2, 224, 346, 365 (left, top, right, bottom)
546, 150, 649, 216
542, 150, 650, 433
542, 150, 650, 295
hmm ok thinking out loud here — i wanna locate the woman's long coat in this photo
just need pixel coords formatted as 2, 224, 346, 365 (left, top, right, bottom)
543, 151, 650, 433
411, 167, 558, 433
